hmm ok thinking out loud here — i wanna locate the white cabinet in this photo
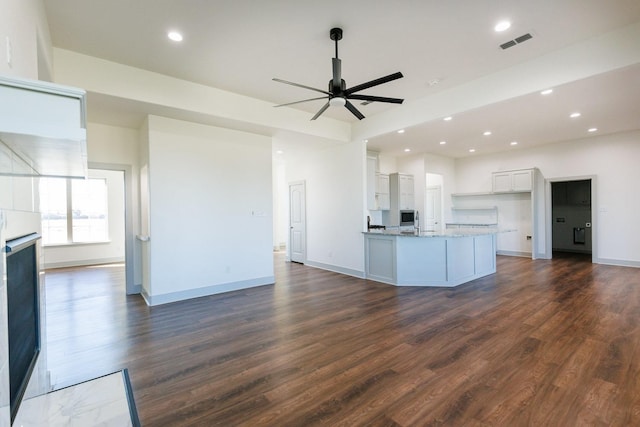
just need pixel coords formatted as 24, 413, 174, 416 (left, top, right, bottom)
375, 173, 390, 210
492, 169, 533, 193
389, 173, 415, 225
398, 174, 415, 210
367, 155, 390, 211
366, 156, 377, 210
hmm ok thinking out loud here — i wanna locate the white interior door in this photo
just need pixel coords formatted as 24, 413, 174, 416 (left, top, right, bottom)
425, 186, 442, 232
289, 181, 306, 263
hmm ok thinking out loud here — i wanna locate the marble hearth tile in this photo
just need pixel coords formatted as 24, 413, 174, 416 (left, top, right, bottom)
14, 372, 135, 426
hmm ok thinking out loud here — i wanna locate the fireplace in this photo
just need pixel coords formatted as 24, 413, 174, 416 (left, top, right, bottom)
5, 232, 41, 424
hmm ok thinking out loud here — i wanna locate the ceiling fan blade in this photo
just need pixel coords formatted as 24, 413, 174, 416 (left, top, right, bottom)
345, 100, 365, 120
347, 94, 404, 104
311, 102, 331, 120
332, 58, 342, 90
273, 78, 331, 95
274, 96, 328, 107
344, 72, 404, 95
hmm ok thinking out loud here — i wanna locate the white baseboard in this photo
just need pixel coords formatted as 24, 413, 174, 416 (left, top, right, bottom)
594, 258, 640, 268
141, 276, 275, 306
304, 260, 365, 279
496, 250, 531, 258
44, 257, 125, 270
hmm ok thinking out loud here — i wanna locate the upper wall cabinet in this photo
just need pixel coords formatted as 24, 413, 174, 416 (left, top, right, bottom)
375, 173, 390, 210
492, 169, 533, 193
367, 154, 391, 211
389, 173, 415, 213
0, 75, 87, 178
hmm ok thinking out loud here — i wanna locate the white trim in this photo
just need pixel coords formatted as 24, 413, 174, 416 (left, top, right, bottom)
594, 258, 640, 268
304, 260, 366, 279
496, 250, 532, 258
44, 257, 124, 270
141, 276, 275, 306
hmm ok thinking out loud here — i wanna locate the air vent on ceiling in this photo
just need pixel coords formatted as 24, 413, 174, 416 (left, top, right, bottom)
500, 33, 533, 50
500, 40, 517, 50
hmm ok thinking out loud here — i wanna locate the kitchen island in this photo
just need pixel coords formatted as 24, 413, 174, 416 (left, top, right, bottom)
363, 229, 499, 287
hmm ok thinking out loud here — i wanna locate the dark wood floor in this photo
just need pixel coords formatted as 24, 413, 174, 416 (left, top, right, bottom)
44, 253, 640, 426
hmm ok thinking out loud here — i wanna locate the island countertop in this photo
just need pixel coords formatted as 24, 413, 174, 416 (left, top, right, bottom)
364, 229, 501, 287
363, 228, 510, 238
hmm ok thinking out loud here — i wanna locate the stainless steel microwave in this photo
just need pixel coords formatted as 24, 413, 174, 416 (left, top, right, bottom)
400, 210, 415, 226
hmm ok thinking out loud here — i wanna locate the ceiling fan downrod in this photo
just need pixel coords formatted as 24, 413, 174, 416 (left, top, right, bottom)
330, 27, 342, 59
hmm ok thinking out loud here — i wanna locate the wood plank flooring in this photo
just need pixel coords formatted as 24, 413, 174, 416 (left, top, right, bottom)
44, 253, 640, 426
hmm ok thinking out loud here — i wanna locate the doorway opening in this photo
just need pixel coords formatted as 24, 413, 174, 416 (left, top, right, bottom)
550, 179, 593, 262
39, 163, 135, 295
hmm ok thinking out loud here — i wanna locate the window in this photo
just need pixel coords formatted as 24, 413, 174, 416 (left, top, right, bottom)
40, 177, 109, 245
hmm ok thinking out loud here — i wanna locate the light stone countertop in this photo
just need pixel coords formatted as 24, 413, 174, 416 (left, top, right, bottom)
363, 228, 514, 238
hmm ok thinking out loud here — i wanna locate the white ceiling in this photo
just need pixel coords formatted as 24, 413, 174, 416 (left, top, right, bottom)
43, 0, 640, 157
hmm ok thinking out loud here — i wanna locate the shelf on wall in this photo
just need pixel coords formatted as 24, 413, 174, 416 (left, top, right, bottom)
451, 190, 531, 197
451, 206, 498, 211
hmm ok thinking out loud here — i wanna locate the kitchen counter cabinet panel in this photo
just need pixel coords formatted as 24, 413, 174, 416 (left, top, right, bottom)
364, 232, 496, 287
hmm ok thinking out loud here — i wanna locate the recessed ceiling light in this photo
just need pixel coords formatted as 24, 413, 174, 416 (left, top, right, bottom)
588, 127, 598, 132
275, 150, 284, 154
541, 89, 553, 95
363, 139, 369, 143
168, 31, 183, 42
404, 148, 411, 152
494, 21, 511, 32
483, 131, 492, 136
510, 141, 518, 146
397, 129, 405, 134
439, 141, 447, 145
443, 116, 453, 121
570, 112, 581, 118
469, 148, 476, 153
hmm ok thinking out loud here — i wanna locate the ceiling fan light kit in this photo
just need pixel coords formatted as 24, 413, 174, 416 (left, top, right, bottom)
273, 27, 404, 120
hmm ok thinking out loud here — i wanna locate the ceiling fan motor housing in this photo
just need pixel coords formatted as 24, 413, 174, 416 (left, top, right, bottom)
330, 27, 343, 41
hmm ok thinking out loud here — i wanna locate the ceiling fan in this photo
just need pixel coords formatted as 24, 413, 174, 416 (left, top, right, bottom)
273, 27, 404, 120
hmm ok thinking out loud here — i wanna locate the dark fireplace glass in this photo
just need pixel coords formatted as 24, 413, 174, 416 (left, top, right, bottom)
6, 235, 40, 423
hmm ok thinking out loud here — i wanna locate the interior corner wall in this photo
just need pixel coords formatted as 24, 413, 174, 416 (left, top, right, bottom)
285, 139, 367, 276
455, 131, 640, 265
144, 116, 274, 304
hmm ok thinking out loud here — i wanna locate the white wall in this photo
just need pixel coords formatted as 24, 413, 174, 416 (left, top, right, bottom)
42, 169, 126, 268
455, 130, 640, 265
272, 157, 287, 250
143, 116, 274, 304
285, 139, 367, 277
0, 2, 52, 424
0, 0, 51, 80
